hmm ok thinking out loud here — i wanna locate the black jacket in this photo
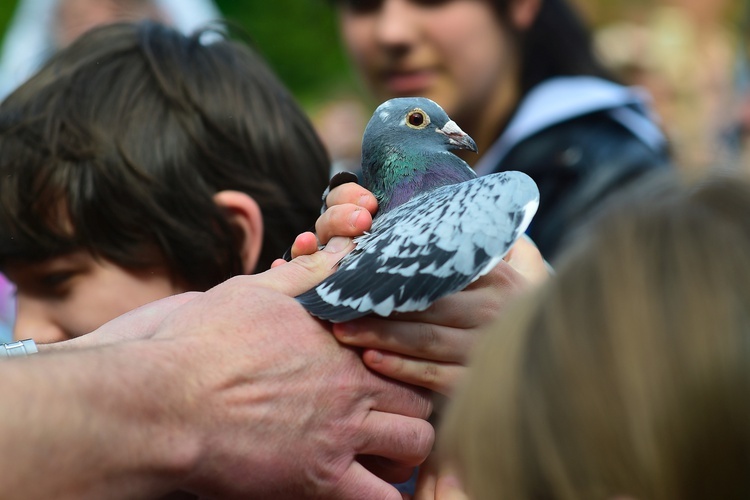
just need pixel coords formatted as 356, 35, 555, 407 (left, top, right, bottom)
475, 76, 672, 261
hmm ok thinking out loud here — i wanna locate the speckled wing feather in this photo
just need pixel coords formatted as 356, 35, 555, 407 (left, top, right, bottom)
296, 170, 539, 322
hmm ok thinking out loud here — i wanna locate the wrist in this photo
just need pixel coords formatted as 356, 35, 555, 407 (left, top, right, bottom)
0, 338, 203, 498
125, 339, 204, 487
0, 339, 38, 357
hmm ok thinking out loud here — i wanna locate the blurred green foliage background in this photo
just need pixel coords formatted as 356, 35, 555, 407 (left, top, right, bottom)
0, 4, 13, 40
214, 1, 363, 107
0, 0, 363, 109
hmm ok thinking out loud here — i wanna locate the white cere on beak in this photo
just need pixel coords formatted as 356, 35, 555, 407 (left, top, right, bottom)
437, 120, 466, 143
437, 120, 463, 135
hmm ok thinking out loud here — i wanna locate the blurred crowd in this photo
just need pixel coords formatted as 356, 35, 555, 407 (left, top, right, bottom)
0, 0, 221, 99
0, 0, 749, 497
315, 0, 750, 176
592, 0, 749, 171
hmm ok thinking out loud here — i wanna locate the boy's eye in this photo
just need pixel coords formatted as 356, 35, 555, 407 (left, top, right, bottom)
2, 253, 87, 300
40, 271, 75, 289
8, 270, 75, 302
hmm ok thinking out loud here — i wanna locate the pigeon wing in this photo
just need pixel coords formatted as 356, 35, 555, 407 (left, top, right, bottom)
296, 171, 539, 322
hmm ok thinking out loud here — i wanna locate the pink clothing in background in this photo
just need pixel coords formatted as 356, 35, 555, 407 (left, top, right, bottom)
0, 274, 14, 342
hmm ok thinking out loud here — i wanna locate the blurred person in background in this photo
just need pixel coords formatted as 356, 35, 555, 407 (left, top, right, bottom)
312, 96, 371, 175
327, 2, 670, 491
0, 0, 221, 100
436, 170, 750, 499
727, 0, 750, 168
594, 0, 744, 171
332, 0, 672, 262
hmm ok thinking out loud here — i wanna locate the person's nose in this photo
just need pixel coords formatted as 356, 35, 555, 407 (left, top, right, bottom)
13, 296, 68, 343
375, 0, 420, 49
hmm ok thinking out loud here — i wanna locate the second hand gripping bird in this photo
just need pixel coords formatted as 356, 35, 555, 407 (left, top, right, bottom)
297, 97, 540, 322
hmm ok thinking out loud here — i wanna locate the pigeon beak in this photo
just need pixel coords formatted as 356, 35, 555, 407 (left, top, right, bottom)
437, 120, 478, 153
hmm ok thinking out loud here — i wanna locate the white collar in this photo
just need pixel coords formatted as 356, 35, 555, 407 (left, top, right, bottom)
474, 76, 665, 176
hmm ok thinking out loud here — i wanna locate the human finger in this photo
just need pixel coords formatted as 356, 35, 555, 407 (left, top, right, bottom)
330, 264, 523, 362
356, 411, 434, 467
362, 349, 465, 396
392, 260, 529, 328
433, 475, 468, 500
330, 460, 412, 500
326, 413, 434, 499
432, 466, 468, 500
84, 291, 201, 346
412, 457, 438, 500
289, 231, 320, 259
357, 456, 417, 485
247, 236, 355, 297
333, 318, 475, 363
325, 181, 378, 215
332, 262, 530, 394
315, 204, 373, 244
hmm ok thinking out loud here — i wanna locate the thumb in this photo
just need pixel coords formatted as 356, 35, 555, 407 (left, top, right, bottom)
86, 292, 201, 346
249, 236, 355, 297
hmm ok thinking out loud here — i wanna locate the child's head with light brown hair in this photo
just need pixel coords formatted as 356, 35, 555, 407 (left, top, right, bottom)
441, 171, 750, 500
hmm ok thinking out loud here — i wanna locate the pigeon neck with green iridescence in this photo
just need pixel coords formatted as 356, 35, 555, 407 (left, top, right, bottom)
362, 147, 476, 215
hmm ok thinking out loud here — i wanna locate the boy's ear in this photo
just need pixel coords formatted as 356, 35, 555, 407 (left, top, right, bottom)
213, 190, 264, 274
510, 0, 541, 30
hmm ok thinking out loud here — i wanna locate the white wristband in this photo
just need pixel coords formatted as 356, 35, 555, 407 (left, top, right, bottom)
1, 339, 38, 358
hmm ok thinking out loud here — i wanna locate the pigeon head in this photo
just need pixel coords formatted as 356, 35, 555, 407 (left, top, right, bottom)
361, 97, 479, 214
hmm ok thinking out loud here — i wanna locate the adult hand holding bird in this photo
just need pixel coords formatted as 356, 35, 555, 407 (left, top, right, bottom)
288, 97, 546, 395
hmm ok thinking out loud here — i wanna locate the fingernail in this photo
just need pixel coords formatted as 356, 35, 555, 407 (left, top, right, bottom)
368, 350, 383, 364
349, 208, 363, 227
324, 236, 351, 253
334, 321, 355, 339
357, 194, 371, 207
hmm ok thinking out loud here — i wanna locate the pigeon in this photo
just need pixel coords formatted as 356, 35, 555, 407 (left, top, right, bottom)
296, 97, 539, 322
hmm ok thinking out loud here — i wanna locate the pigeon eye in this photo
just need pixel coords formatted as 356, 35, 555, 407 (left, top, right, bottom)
406, 109, 429, 129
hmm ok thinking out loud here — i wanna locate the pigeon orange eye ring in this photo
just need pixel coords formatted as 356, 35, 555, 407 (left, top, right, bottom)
405, 109, 430, 129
